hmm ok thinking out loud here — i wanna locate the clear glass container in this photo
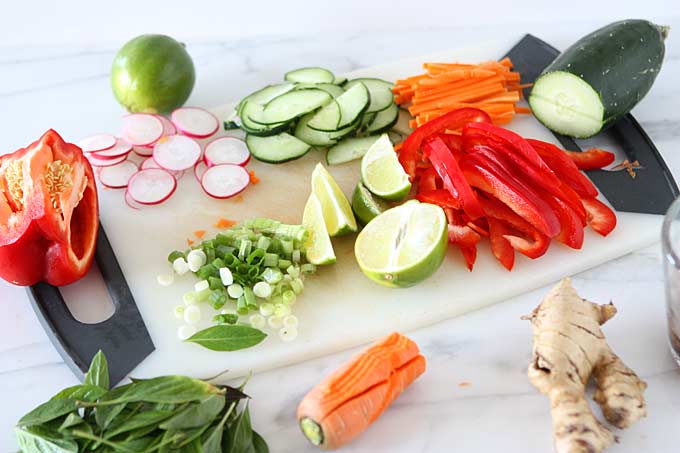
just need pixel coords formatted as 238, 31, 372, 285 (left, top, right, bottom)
662, 196, 680, 366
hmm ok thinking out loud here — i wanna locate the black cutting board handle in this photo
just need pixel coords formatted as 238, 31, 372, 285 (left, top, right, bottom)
27, 223, 154, 385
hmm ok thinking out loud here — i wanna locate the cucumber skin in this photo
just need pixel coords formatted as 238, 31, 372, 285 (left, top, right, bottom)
531, 19, 666, 132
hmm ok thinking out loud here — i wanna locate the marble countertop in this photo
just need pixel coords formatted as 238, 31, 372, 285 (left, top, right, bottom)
2, 18, 680, 452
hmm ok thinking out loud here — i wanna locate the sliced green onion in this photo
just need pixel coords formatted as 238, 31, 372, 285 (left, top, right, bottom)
249, 314, 266, 329
274, 304, 291, 317
196, 263, 218, 280
183, 305, 201, 324
157, 274, 174, 287
253, 281, 272, 299
196, 288, 211, 302
236, 295, 249, 315
259, 302, 274, 317
247, 266, 260, 280
223, 254, 239, 267
238, 239, 252, 261
247, 248, 266, 266
208, 276, 223, 290
278, 259, 292, 270
279, 326, 298, 342
268, 316, 283, 329
209, 289, 227, 309
227, 283, 244, 299
282, 290, 296, 305
263, 253, 279, 268
262, 267, 282, 284
301, 263, 316, 274
183, 291, 199, 305
244, 287, 257, 310
173, 305, 185, 319
205, 247, 216, 263
168, 250, 185, 263
291, 277, 304, 295
214, 313, 238, 325
256, 236, 271, 251
216, 244, 235, 259
219, 267, 233, 286
283, 315, 298, 328
187, 249, 207, 272
173, 258, 190, 275
281, 239, 294, 257
287, 265, 300, 278
212, 257, 226, 269
194, 279, 210, 292
292, 249, 301, 263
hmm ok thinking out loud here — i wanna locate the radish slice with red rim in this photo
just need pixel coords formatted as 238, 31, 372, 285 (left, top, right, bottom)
122, 113, 164, 146
98, 160, 138, 189
153, 135, 201, 171
133, 146, 154, 157
200, 164, 250, 199
171, 107, 219, 138
141, 158, 161, 170
125, 189, 142, 210
127, 168, 177, 205
90, 139, 132, 159
156, 115, 177, 136
204, 136, 250, 167
78, 133, 117, 153
87, 153, 128, 167
194, 161, 208, 182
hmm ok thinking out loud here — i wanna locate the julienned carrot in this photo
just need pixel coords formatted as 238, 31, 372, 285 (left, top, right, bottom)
396, 57, 529, 126
297, 332, 426, 450
194, 230, 206, 239
214, 218, 237, 228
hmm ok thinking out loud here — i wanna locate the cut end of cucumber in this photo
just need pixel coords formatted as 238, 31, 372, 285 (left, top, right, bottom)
529, 71, 605, 138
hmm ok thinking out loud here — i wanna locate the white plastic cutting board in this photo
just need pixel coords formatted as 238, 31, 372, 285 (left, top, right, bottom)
92, 40, 663, 380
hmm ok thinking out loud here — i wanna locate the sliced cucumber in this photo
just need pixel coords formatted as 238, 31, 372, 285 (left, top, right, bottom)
237, 83, 295, 115
284, 67, 335, 84
345, 78, 394, 113
239, 101, 289, 136
295, 83, 345, 98
294, 112, 338, 147
392, 108, 414, 136
329, 116, 362, 141
307, 100, 342, 132
366, 103, 399, 134
337, 82, 370, 128
246, 133, 311, 163
333, 76, 348, 86
251, 89, 331, 125
327, 135, 381, 165
360, 112, 377, 129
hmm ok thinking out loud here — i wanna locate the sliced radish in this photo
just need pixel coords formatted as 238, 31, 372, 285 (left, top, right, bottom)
141, 158, 161, 170
156, 115, 177, 136
153, 135, 201, 171
78, 133, 117, 153
204, 137, 250, 167
194, 161, 208, 182
87, 153, 128, 168
125, 189, 141, 210
201, 164, 250, 199
127, 169, 177, 205
133, 146, 154, 157
121, 114, 164, 146
171, 107, 219, 138
90, 139, 132, 159
98, 160, 138, 189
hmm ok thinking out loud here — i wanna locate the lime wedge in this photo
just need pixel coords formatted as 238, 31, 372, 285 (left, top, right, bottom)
351, 181, 391, 225
355, 201, 447, 288
302, 193, 336, 265
360, 133, 411, 201
311, 163, 358, 236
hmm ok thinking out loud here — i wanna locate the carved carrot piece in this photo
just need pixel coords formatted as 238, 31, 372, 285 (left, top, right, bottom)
297, 332, 426, 450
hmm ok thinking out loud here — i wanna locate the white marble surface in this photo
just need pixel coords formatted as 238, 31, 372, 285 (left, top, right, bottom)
2, 17, 680, 453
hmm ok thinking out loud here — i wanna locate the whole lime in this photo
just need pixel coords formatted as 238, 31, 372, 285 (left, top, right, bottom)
111, 34, 195, 114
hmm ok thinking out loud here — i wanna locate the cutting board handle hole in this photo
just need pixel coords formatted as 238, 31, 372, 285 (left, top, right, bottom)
58, 261, 115, 324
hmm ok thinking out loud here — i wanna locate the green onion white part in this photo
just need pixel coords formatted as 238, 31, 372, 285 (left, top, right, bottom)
187, 249, 206, 272
194, 279, 209, 292
259, 303, 274, 317
227, 283, 244, 299
183, 305, 201, 325
173, 306, 185, 320
219, 267, 233, 285
177, 324, 197, 340
253, 281, 272, 298
249, 314, 266, 329
173, 257, 190, 275
157, 274, 174, 286
279, 327, 298, 342
283, 315, 298, 328
268, 316, 283, 329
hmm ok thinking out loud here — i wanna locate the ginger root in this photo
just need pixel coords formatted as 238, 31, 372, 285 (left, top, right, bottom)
523, 278, 647, 453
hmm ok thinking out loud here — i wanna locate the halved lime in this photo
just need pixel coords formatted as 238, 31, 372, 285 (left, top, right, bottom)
355, 201, 447, 288
302, 194, 336, 265
360, 133, 411, 201
351, 181, 391, 225
311, 163, 358, 236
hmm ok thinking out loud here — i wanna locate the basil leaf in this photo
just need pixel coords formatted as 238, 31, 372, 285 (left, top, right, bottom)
95, 384, 132, 430
58, 413, 84, 431
51, 385, 107, 402
116, 376, 224, 404
160, 394, 225, 430
114, 435, 158, 452
84, 350, 110, 391
227, 404, 253, 452
202, 401, 237, 453
252, 430, 269, 453
15, 426, 78, 453
124, 424, 159, 441
185, 325, 267, 351
105, 410, 175, 439
18, 398, 78, 427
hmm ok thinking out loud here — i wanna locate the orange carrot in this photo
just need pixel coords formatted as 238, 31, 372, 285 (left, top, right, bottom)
249, 170, 260, 184
187, 238, 195, 246
193, 230, 206, 239
214, 218, 237, 228
297, 333, 426, 450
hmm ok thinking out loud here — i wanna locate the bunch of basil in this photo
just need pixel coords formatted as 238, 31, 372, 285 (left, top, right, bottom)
14, 351, 268, 452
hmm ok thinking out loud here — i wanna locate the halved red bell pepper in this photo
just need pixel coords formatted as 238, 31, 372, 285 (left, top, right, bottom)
526, 139, 598, 198
479, 195, 550, 259
564, 148, 616, 170
487, 217, 515, 271
544, 195, 584, 249
423, 136, 485, 220
0, 130, 98, 286
398, 108, 491, 178
460, 152, 560, 238
581, 197, 617, 236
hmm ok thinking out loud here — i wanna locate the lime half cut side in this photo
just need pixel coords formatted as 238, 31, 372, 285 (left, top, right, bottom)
355, 200, 447, 288
360, 133, 411, 201
302, 193, 336, 265
311, 163, 358, 237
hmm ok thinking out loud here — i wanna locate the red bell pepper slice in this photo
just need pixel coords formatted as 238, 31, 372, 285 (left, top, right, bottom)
447, 224, 481, 249
564, 148, 616, 170
487, 217, 515, 271
526, 139, 598, 198
416, 189, 460, 209
461, 122, 559, 186
416, 167, 439, 192
398, 108, 491, 178
458, 245, 478, 271
479, 195, 550, 259
434, 133, 464, 159
460, 152, 560, 238
423, 136, 485, 220
0, 130, 99, 286
545, 195, 584, 250
581, 198, 617, 236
